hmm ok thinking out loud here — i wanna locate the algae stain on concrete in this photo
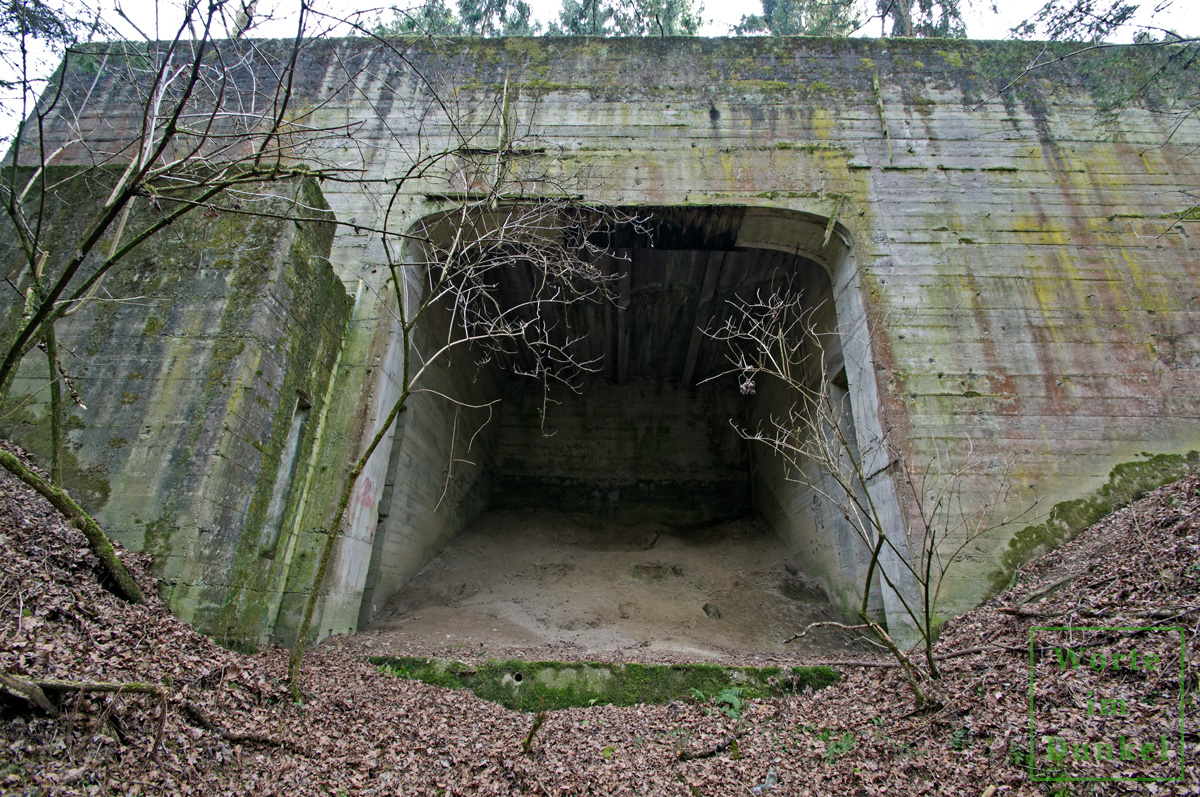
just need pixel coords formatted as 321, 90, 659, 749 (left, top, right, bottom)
1, 399, 111, 514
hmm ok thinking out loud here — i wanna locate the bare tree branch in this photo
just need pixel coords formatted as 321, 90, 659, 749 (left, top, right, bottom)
704, 282, 1032, 698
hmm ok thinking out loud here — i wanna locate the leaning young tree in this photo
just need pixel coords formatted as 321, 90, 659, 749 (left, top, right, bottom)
706, 285, 1030, 705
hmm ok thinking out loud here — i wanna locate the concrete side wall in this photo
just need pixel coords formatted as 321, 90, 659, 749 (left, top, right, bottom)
0, 171, 351, 643
270, 275, 409, 644
356, 296, 502, 629
739, 252, 867, 614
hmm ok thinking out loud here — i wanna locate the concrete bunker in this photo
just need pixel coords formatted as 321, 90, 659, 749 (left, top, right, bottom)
355, 206, 904, 652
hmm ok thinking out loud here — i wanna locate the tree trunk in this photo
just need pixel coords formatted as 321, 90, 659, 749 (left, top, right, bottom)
44, 325, 64, 487
0, 448, 145, 604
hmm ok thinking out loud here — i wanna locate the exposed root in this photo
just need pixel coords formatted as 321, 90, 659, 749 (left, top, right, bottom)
1, 672, 167, 753
182, 700, 305, 753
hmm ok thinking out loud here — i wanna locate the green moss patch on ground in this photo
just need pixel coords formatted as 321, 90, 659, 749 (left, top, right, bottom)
369, 655, 839, 711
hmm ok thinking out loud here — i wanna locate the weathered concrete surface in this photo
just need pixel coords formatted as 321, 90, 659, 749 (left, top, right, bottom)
354, 293, 502, 631
8, 37, 1199, 645
0, 171, 351, 640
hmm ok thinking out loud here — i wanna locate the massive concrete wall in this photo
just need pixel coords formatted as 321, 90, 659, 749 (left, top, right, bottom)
356, 294, 502, 629
0, 171, 351, 640
10, 36, 1199, 643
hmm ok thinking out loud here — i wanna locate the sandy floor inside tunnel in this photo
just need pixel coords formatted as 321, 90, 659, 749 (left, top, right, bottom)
358, 509, 870, 661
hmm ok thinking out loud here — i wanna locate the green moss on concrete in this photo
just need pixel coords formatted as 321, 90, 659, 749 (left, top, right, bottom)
762, 143, 847, 155
517, 80, 594, 95
751, 189, 822, 199
371, 656, 839, 711
385, 36, 1113, 118
271, 314, 380, 644
1070, 42, 1198, 128
0, 398, 111, 513
731, 79, 791, 93
0, 165, 349, 645
1165, 206, 1200, 221
200, 178, 349, 645
143, 513, 178, 560
198, 38, 1191, 144
934, 50, 964, 69
989, 452, 1200, 592
73, 41, 153, 73
85, 301, 121, 357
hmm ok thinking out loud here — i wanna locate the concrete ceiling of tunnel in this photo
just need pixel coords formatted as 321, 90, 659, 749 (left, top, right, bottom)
497, 243, 828, 388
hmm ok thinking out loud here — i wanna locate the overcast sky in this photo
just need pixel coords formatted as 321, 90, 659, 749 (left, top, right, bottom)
106, 0, 1193, 41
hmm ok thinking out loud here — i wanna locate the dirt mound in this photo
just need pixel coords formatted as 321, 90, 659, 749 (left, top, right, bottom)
359, 509, 860, 660
2, 441, 1197, 795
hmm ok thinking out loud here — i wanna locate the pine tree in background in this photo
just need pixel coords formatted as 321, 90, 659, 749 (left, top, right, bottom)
0, 0, 92, 109
733, 0, 964, 37
458, 0, 541, 36
875, 0, 965, 38
733, 0, 860, 36
549, 0, 701, 36
375, 0, 541, 37
1010, 0, 1138, 40
374, 0, 464, 35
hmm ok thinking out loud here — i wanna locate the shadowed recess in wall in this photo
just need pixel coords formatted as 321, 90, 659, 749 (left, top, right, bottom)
357, 206, 884, 656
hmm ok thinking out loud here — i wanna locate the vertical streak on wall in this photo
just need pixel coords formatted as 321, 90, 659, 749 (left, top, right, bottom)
317, 291, 411, 638
265, 337, 346, 645
260, 396, 310, 556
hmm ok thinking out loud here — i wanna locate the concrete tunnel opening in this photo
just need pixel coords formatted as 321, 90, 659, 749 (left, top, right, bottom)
355, 206, 889, 656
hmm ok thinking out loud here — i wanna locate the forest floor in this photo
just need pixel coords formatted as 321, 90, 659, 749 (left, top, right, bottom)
1, 443, 1198, 795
